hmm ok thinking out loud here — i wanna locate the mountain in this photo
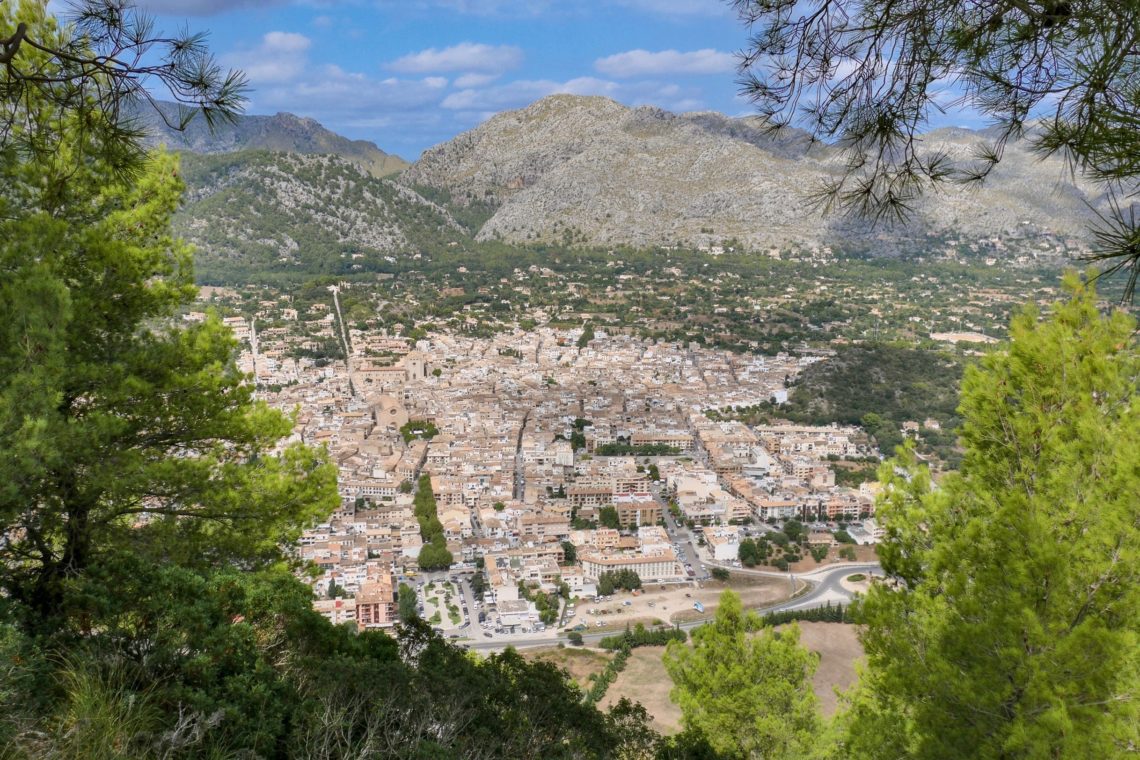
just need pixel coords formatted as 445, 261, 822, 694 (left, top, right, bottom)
174, 150, 463, 283
402, 94, 1101, 254
136, 100, 409, 177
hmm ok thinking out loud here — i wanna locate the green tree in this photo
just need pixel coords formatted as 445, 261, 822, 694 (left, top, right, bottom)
0, 1, 246, 173
664, 590, 819, 758
0, 115, 335, 634
738, 538, 760, 567
839, 280, 1139, 758
599, 505, 622, 530
418, 536, 453, 571
783, 519, 806, 543
733, 0, 1140, 297
561, 540, 578, 564
398, 582, 418, 622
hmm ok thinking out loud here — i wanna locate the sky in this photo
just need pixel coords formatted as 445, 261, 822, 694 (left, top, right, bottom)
120, 0, 988, 161
122, 0, 763, 159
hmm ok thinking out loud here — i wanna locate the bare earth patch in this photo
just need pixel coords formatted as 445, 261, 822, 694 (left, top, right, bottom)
596, 622, 863, 733
788, 543, 879, 572
524, 646, 612, 689
601, 646, 683, 735
785, 622, 863, 717
669, 576, 801, 624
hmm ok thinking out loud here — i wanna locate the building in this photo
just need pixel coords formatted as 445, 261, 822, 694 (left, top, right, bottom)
613, 492, 661, 528
702, 526, 742, 561
578, 548, 683, 582
355, 577, 397, 630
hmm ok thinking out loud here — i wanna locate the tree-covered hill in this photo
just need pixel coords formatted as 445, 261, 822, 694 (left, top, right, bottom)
782, 344, 964, 454
174, 150, 468, 283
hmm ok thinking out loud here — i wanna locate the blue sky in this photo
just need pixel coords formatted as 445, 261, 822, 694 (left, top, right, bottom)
128, 0, 762, 159
129, 0, 984, 160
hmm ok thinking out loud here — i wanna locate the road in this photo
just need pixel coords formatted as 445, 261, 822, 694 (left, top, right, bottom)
328, 285, 356, 398
465, 562, 881, 651
248, 317, 260, 383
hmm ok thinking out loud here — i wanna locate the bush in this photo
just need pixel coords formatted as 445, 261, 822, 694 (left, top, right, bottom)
597, 569, 641, 596
710, 567, 730, 582
599, 623, 687, 651
761, 601, 854, 626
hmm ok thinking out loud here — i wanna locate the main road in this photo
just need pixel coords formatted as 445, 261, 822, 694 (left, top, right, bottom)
465, 562, 882, 651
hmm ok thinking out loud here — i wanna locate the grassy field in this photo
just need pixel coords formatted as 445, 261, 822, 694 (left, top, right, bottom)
524, 646, 612, 690
792, 622, 863, 716
596, 621, 863, 732
601, 646, 683, 735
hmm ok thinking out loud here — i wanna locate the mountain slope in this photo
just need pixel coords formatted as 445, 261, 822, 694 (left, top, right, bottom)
403, 94, 1100, 254
175, 151, 463, 282
138, 101, 409, 177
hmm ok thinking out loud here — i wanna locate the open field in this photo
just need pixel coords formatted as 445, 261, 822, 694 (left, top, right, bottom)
790, 622, 863, 716
594, 622, 863, 731
524, 646, 612, 690
786, 544, 879, 573
601, 647, 683, 735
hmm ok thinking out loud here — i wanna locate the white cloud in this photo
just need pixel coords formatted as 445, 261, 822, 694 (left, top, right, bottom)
388, 43, 524, 74
595, 48, 735, 78
372, 0, 556, 17
224, 31, 312, 84
439, 75, 705, 116
454, 72, 500, 88
440, 77, 623, 111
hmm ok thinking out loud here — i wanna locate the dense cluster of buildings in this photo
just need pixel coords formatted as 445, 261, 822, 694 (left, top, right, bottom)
214, 288, 879, 631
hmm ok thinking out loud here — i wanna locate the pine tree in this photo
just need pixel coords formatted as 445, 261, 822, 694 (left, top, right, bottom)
0, 6, 336, 636
839, 278, 1139, 758
664, 590, 819, 758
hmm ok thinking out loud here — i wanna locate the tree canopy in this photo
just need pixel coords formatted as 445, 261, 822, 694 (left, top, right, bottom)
733, 0, 1140, 299
0, 22, 333, 635
0, 6, 652, 757
836, 278, 1139, 757
664, 590, 820, 758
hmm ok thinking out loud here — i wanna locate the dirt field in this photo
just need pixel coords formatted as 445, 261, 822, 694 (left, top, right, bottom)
594, 622, 862, 732
523, 646, 612, 689
564, 575, 795, 633
601, 646, 683, 735
785, 622, 863, 716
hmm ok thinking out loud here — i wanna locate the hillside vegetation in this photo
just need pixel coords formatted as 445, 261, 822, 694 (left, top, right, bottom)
175, 150, 463, 282
783, 344, 964, 455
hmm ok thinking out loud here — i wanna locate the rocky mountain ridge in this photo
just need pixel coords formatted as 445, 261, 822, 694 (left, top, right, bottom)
402, 94, 1100, 254
137, 100, 409, 177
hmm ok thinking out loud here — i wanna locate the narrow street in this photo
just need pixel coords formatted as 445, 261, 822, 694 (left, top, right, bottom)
329, 285, 357, 398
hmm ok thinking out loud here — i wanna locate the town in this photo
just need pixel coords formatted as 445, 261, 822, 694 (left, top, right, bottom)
193, 285, 888, 641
